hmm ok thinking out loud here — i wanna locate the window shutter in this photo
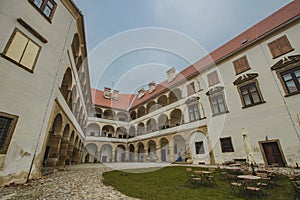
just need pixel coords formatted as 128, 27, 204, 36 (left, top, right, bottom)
207, 71, 219, 86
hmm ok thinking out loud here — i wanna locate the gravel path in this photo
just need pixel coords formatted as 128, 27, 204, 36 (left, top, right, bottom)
0, 163, 140, 200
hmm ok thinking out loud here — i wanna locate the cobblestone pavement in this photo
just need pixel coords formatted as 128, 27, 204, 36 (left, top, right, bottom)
0, 163, 141, 200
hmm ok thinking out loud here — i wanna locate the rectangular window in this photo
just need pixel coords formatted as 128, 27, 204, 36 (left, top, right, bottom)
210, 93, 227, 115
195, 141, 204, 154
268, 35, 293, 58
1, 29, 41, 72
188, 104, 200, 122
233, 56, 251, 75
207, 71, 219, 86
29, 0, 57, 21
0, 112, 18, 154
240, 82, 263, 107
280, 67, 300, 95
220, 137, 234, 153
186, 82, 195, 96
90, 132, 95, 136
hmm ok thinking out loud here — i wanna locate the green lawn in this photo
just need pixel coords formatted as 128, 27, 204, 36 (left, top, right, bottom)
103, 166, 295, 200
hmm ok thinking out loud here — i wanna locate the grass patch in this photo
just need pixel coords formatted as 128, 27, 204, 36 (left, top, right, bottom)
103, 166, 294, 200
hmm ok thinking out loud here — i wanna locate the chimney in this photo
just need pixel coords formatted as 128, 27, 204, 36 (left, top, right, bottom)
112, 89, 119, 100
148, 81, 156, 94
167, 67, 176, 83
138, 88, 145, 99
104, 87, 111, 99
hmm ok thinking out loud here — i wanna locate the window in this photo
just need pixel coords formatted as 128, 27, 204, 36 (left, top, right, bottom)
207, 71, 219, 86
90, 132, 95, 136
210, 93, 228, 115
0, 112, 18, 154
195, 141, 204, 154
280, 67, 300, 95
268, 35, 293, 58
188, 104, 200, 122
1, 29, 41, 72
233, 56, 251, 75
29, 0, 57, 21
240, 82, 264, 107
186, 82, 195, 96
119, 117, 126, 122
220, 137, 234, 153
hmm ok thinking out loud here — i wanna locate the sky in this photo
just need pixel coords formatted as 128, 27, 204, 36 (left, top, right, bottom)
73, 0, 291, 94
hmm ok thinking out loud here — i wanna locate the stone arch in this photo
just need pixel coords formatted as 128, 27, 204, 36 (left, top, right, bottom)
189, 131, 210, 164
137, 142, 145, 162
43, 114, 63, 167
172, 135, 186, 162
160, 137, 170, 162
168, 88, 182, 104
71, 33, 80, 63
115, 145, 126, 162
137, 122, 145, 135
103, 109, 114, 120
116, 127, 127, 138
129, 144, 135, 162
170, 109, 182, 127
70, 86, 78, 112
60, 68, 73, 102
102, 125, 115, 137
158, 114, 168, 130
130, 110, 136, 120
146, 118, 157, 132
94, 107, 102, 118
85, 143, 98, 163
147, 140, 157, 162
137, 106, 146, 118
117, 111, 128, 122
128, 126, 136, 138
157, 95, 167, 107
87, 123, 100, 137
100, 144, 112, 162
146, 101, 156, 114
71, 135, 79, 164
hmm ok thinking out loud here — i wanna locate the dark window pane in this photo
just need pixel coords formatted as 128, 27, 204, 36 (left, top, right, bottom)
0, 116, 13, 148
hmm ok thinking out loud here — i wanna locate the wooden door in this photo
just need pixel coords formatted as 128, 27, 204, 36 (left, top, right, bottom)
261, 141, 286, 167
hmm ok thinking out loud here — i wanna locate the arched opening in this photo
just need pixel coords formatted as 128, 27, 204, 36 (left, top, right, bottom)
85, 143, 98, 163
189, 132, 209, 164
58, 124, 70, 166
146, 118, 157, 132
76, 56, 82, 71
170, 109, 182, 127
160, 138, 170, 162
157, 95, 167, 107
137, 143, 145, 162
169, 88, 182, 104
137, 122, 145, 135
173, 135, 186, 162
43, 114, 62, 167
129, 144, 135, 162
146, 101, 156, 114
128, 126, 136, 138
71, 33, 80, 63
87, 123, 100, 137
102, 125, 115, 138
137, 106, 146, 118
100, 144, 112, 162
158, 114, 169, 130
115, 145, 126, 162
103, 109, 114, 120
117, 111, 128, 122
94, 107, 102, 118
147, 140, 157, 162
130, 110, 136, 120
116, 127, 127, 139
60, 68, 73, 103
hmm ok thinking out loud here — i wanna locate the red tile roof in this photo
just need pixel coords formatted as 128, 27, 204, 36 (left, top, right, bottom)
93, 1, 300, 110
91, 88, 135, 110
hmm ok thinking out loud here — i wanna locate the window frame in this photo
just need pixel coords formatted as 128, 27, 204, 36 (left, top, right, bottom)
28, 0, 57, 23
237, 80, 265, 108
209, 92, 229, 116
267, 35, 294, 59
195, 141, 205, 154
1, 28, 41, 73
233, 55, 251, 75
220, 137, 234, 153
188, 103, 201, 122
0, 111, 18, 154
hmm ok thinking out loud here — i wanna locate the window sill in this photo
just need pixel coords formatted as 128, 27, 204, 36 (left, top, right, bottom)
284, 91, 300, 97
0, 53, 34, 73
272, 48, 295, 59
242, 101, 266, 109
212, 111, 229, 117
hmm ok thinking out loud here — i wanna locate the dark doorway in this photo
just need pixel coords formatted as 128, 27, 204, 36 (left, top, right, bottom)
260, 140, 286, 167
161, 149, 166, 162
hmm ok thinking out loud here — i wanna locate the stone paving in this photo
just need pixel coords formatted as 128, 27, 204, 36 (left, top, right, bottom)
0, 163, 147, 200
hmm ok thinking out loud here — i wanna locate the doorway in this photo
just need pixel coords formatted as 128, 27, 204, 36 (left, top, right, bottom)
259, 139, 286, 167
161, 149, 166, 162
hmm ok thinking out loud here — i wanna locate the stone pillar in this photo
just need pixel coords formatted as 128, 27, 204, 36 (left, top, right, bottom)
169, 144, 174, 163
46, 135, 62, 167
144, 148, 148, 162
156, 145, 161, 162
134, 149, 139, 162
207, 135, 215, 164
65, 144, 74, 165
97, 149, 101, 162
58, 139, 69, 167
112, 148, 115, 162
